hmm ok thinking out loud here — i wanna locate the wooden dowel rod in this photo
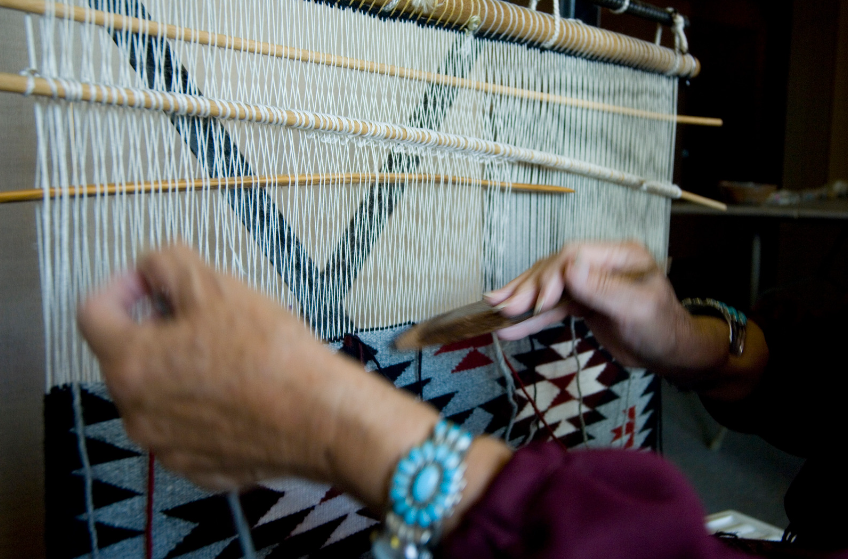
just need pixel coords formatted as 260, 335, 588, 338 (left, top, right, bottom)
0, 173, 575, 204
0, 72, 683, 199
0, 0, 720, 126
0, 72, 724, 207
0, 173, 726, 211
678, 190, 728, 211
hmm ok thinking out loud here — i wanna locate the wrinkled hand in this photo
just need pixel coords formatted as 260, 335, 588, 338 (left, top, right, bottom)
77, 245, 513, 517
77, 245, 346, 490
485, 241, 692, 370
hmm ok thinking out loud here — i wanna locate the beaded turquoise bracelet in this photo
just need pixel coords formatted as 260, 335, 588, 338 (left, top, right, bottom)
372, 420, 473, 559
681, 298, 747, 356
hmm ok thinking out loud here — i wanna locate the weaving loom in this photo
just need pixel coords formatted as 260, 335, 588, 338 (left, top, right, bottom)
0, 0, 719, 556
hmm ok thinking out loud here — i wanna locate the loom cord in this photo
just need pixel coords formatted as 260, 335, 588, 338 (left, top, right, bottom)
72, 383, 101, 558
527, 337, 541, 444
570, 317, 590, 447
146, 453, 155, 559
491, 335, 519, 444
228, 492, 259, 559
496, 340, 568, 451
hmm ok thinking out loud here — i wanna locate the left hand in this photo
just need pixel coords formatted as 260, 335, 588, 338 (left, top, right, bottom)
76, 244, 514, 521
76, 244, 351, 490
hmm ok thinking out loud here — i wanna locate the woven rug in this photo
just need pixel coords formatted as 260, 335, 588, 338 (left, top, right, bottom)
45, 319, 660, 558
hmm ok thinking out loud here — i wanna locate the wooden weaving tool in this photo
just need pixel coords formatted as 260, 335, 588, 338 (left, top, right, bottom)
395, 300, 533, 350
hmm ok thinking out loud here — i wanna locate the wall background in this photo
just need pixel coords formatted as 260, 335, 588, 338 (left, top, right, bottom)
0, 9, 45, 559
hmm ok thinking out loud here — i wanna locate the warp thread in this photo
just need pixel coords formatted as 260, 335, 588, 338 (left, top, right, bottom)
491, 335, 519, 443
228, 492, 258, 559
496, 340, 567, 451
146, 454, 155, 559
72, 383, 100, 558
569, 317, 590, 446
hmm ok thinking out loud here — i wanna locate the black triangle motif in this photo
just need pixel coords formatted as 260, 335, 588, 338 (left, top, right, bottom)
424, 391, 456, 413
80, 387, 122, 425
444, 407, 476, 427
265, 514, 350, 558
229, 506, 313, 557
378, 360, 413, 383
94, 521, 144, 549
479, 394, 520, 435
83, 436, 143, 467
164, 494, 237, 558
397, 377, 431, 397
91, 477, 143, 510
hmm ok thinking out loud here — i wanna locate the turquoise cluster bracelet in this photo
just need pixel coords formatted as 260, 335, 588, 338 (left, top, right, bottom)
372, 420, 473, 559
681, 298, 747, 356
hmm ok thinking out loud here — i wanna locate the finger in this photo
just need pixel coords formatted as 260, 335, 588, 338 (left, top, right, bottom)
77, 271, 148, 362
496, 280, 542, 317
568, 241, 658, 275
565, 257, 649, 317
495, 305, 569, 340
533, 263, 568, 315
136, 244, 212, 314
490, 258, 559, 316
484, 263, 541, 306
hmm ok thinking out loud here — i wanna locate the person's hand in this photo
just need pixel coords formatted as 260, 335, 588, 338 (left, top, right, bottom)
485, 241, 769, 401
77, 244, 351, 490
484, 241, 695, 370
77, 244, 513, 520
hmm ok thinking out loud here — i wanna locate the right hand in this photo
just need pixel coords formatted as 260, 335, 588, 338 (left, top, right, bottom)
485, 241, 694, 370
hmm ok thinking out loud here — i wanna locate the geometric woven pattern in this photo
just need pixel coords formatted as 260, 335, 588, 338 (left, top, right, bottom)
45, 319, 660, 558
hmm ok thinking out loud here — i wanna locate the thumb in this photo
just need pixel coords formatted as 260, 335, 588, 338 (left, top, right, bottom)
77, 271, 147, 362
137, 244, 211, 315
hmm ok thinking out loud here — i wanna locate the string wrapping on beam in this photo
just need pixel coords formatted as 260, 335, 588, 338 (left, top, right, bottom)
361, 0, 701, 76
0, 72, 686, 200
0, 0, 700, 77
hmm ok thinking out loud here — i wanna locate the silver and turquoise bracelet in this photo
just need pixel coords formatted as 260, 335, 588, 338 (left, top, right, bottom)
372, 419, 473, 559
681, 297, 747, 357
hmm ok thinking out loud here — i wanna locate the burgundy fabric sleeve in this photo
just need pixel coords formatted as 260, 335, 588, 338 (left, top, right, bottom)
439, 444, 765, 559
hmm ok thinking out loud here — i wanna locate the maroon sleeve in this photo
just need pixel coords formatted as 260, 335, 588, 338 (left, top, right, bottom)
440, 443, 756, 559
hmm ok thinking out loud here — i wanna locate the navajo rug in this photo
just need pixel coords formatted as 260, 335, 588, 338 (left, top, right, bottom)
45, 319, 660, 558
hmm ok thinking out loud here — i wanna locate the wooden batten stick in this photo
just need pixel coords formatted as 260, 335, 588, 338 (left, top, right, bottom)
678, 190, 728, 211
0, 173, 575, 204
0, 0, 720, 126
0, 173, 726, 211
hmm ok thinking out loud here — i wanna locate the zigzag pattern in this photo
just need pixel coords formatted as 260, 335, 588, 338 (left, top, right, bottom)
45, 321, 659, 558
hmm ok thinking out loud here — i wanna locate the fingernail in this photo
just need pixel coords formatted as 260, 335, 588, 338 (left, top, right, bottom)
534, 295, 546, 315
483, 290, 502, 302
494, 301, 509, 311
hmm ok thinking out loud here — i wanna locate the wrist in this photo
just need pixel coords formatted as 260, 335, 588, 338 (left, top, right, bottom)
655, 312, 731, 378
321, 356, 513, 537
324, 359, 441, 510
